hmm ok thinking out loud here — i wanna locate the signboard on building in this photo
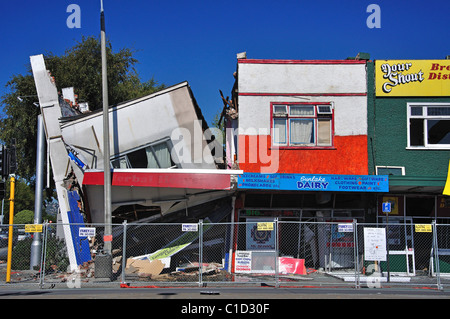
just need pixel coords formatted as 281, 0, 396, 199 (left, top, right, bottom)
375, 60, 450, 97
237, 173, 389, 192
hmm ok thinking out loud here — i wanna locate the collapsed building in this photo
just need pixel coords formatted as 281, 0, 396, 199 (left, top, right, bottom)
30, 54, 242, 271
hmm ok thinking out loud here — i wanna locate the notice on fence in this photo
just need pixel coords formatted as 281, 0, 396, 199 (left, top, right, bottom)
415, 224, 432, 233
79, 227, 96, 237
257, 222, 274, 231
182, 223, 198, 232
363, 228, 387, 261
338, 223, 354, 233
235, 251, 252, 273
25, 224, 43, 233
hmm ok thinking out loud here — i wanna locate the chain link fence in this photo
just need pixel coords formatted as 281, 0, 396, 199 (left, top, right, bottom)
0, 220, 448, 290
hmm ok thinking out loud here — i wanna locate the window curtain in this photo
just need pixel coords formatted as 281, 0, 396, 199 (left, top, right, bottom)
290, 119, 314, 144
152, 142, 172, 168
290, 106, 314, 116
112, 157, 128, 168
273, 119, 286, 144
146, 147, 159, 168
318, 119, 331, 145
119, 157, 128, 168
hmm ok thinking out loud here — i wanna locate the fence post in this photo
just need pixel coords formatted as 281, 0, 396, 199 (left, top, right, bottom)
199, 219, 203, 287
275, 218, 279, 288
121, 220, 127, 284
432, 221, 442, 290
39, 221, 48, 289
353, 219, 360, 289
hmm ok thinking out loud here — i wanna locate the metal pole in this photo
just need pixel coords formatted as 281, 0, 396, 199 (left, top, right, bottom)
353, 220, 360, 289
386, 211, 390, 282
39, 222, 48, 288
432, 221, 442, 290
101, 0, 112, 256
227, 196, 236, 273
121, 221, 127, 284
6, 175, 16, 283
199, 219, 203, 287
30, 115, 45, 269
275, 218, 279, 288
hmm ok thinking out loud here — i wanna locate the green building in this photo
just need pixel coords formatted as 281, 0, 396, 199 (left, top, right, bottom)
367, 57, 450, 270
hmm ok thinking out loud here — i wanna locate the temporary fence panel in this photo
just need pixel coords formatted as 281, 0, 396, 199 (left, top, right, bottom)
0, 221, 448, 290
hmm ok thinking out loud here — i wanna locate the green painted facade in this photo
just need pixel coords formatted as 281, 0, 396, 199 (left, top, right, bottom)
366, 61, 450, 189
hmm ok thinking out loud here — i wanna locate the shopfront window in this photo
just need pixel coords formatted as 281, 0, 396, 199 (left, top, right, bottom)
272, 103, 333, 148
408, 103, 450, 149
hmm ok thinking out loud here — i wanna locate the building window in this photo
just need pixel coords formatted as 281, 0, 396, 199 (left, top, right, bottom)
407, 103, 450, 149
272, 103, 333, 147
111, 138, 178, 169
376, 166, 405, 176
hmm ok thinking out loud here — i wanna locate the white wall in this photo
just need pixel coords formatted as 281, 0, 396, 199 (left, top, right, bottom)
61, 82, 216, 170
238, 95, 367, 136
237, 62, 368, 137
238, 62, 367, 94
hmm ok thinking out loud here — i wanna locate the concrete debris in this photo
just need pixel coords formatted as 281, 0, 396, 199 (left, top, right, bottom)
125, 258, 165, 277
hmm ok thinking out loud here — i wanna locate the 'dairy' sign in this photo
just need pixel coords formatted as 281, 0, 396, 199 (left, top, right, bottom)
238, 173, 389, 192
375, 60, 450, 97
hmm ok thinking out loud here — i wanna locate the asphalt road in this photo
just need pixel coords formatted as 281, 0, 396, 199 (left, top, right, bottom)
0, 286, 447, 317
1, 286, 449, 299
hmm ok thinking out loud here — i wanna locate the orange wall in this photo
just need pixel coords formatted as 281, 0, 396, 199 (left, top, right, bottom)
238, 135, 368, 175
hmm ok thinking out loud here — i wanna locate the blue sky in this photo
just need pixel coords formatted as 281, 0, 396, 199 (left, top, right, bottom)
0, 0, 449, 124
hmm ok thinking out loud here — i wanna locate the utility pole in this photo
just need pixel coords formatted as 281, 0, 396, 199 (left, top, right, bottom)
30, 115, 45, 269
101, 0, 112, 261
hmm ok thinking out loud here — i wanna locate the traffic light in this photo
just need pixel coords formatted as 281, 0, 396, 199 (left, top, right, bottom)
0, 181, 5, 200
8, 139, 16, 175
0, 145, 6, 179
0, 140, 18, 179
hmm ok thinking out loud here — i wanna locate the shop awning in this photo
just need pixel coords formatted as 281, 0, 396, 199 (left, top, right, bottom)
81, 169, 242, 223
83, 168, 243, 190
389, 175, 446, 194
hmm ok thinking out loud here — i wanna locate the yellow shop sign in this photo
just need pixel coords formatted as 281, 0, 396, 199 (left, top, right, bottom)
375, 60, 450, 96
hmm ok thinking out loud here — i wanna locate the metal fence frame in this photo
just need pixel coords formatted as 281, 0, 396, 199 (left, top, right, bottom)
0, 220, 448, 290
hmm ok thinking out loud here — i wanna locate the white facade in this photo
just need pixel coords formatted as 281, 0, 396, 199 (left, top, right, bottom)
60, 81, 217, 177
237, 60, 368, 137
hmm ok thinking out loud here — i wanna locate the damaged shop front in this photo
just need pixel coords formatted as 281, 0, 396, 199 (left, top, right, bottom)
232, 173, 389, 273
30, 54, 242, 272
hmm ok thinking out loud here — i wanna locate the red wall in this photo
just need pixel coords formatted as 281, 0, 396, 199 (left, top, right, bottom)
238, 135, 368, 175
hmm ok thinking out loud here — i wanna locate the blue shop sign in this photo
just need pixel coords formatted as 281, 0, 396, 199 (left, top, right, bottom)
237, 173, 389, 192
